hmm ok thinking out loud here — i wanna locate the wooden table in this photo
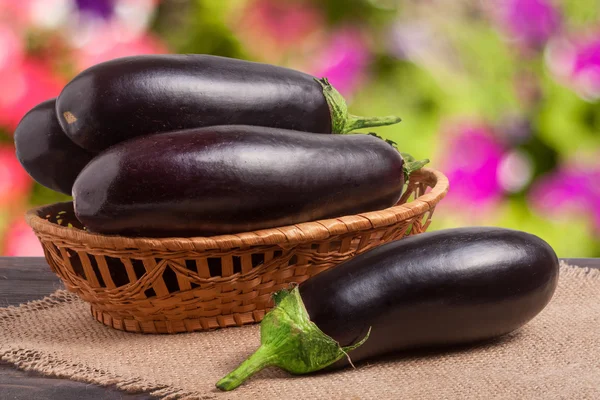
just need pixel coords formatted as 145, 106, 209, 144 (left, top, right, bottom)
1, 257, 599, 399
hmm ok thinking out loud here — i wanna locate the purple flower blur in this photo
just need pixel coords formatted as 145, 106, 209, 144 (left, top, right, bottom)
571, 38, 600, 101
311, 29, 370, 98
75, 0, 115, 19
440, 123, 506, 210
547, 34, 600, 101
529, 165, 600, 232
573, 38, 600, 75
500, 0, 561, 50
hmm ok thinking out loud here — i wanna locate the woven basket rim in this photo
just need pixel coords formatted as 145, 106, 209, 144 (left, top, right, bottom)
26, 167, 448, 252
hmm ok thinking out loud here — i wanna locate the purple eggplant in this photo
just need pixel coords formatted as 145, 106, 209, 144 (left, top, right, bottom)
14, 99, 95, 195
72, 125, 416, 237
57, 55, 401, 152
217, 227, 559, 390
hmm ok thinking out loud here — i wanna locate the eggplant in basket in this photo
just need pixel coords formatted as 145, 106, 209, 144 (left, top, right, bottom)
14, 99, 95, 195
57, 54, 401, 152
217, 227, 559, 390
73, 125, 426, 237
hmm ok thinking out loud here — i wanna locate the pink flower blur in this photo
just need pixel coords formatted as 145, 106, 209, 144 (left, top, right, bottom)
572, 38, 600, 74
499, 0, 561, 50
546, 33, 600, 101
0, 147, 32, 205
0, 59, 64, 130
3, 218, 44, 257
0, 0, 35, 26
570, 37, 600, 101
0, 25, 24, 70
529, 165, 600, 231
74, 32, 167, 71
311, 29, 371, 98
238, 0, 322, 50
440, 124, 506, 209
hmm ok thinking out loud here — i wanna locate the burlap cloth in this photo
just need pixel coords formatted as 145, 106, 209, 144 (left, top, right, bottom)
1, 262, 599, 399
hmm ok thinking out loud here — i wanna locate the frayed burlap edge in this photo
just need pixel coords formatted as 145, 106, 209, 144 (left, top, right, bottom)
1, 261, 598, 400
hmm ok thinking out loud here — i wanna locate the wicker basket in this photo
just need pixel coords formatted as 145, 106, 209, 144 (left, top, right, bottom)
26, 168, 448, 334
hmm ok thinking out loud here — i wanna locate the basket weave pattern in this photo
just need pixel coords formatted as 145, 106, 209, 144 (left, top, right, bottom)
27, 168, 448, 334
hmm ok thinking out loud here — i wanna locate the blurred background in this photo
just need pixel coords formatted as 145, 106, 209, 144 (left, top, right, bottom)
0, 0, 598, 257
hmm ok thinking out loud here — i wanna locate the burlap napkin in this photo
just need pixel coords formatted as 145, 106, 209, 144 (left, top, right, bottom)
1, 262, 599, 400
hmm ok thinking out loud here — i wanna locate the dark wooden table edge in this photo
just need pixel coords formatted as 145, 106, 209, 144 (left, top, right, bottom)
1, 257, 599, 399
561, 258, 600, 269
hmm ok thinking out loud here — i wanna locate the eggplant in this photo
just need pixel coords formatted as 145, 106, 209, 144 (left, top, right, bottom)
14, 99, 95, 195
217, 227, 559, 390
56, 54, 401, 152
73, 125, 421, 237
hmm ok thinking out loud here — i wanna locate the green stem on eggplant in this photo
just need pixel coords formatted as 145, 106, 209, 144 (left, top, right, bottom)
316, 78, 402, 133
402, 155, 430, 182
216, 285, 370, 391
366, 133, 429, 181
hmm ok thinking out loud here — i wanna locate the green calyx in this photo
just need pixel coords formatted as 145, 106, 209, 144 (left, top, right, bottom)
400, 152, 430, 182
316, 78, 402, 134
366, 133, 429, 181
216, 285, 370, 391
